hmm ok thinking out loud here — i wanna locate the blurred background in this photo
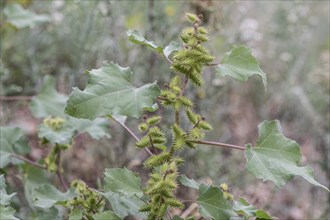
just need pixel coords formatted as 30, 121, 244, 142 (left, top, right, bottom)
1, 0, 329, 219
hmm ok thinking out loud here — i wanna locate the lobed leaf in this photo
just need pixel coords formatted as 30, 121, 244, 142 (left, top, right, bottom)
104, 168, 143, 198
127, 30, 181, 60
178, 175, 200, 189
0, 127, 30, 168
217, 45, 267, 89
127, 29, 163, 53
245, 120, 329, 191
65, 62, 160, 119
37, 123, 75, 145
101, 191, 146, 219
32, 184, 76, 208
30, 75, 110, 140
197, 184, 237, 219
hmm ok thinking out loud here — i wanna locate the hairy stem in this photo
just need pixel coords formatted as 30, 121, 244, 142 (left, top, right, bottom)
187, 140, 245, 151
10, 154, 46, 169
110, 116, 153, 156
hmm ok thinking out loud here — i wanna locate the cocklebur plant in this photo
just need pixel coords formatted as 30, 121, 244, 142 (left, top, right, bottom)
0, 13, 328, 220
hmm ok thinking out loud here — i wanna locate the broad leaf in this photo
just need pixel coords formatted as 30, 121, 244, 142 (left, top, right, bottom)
104, 168, 143, 197
197, 184, 237, 219
22, 165, 51, 206
0, 175, 16, 206
164, 41, 181, 59
245, 120, 329, 191
92, 210, 121, 220
101, 191, 146, 219
37, 122, 75, 145
0, 127, 30, 168
32, 184, 76, 208
0, 206, 18, 220
127, 30, 163, 53
69, 209, 83, 220
30, 76, 110, 139
30, 75, 67, 118
127, 30, 181, 61
217, 45, 267, 88
4, 3, 50, 29
233, 198, 272, 219
65, 62, 160, 119
67, 117, 110, 140
178, 175, 200, 189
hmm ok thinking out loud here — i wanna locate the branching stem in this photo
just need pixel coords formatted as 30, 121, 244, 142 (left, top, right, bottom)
110, 116, 154, 156
10, 154, 46, 169
187, 140, 245, 151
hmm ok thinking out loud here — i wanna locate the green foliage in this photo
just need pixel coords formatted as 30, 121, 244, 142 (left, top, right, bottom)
3, 3, 50, 29
0, 127, 30, 168
32, 184, 75, 208
127, 30, 181, 60
30, 75, 111, 140
245, 120, 329, 191
92, 210, 121, 220
65, 62, 160, 119
30, 76, 67, 118
101, 191, 146, 219
104, 168, 143, 197
1, 11, 328, 220
0, 175, 18, 220
197, 184, 237, 219
216, 45, 267, 88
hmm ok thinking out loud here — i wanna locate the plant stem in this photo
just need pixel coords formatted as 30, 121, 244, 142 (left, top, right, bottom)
110, 116, 153, 156
10, 154, 46, 169
0, 96, 33, 101
187, 140, 245, 151
56, 150, 69, 190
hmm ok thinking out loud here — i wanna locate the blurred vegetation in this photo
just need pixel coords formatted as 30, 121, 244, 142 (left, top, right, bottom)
1, 0, 329, 219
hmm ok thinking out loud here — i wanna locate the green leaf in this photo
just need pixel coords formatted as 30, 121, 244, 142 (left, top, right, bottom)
178, 175, 200, 189
3, 3, 50, 29
69, 208, 83, 220
217, 45, 267, 88
104, 168, 143, 198
32, 184, 76, 208
256, 210, 273, 219
0, 206, 19, 220
245, 120, 329, 191
29, 75, 67, 118
37, 122, 75, 145
65, 62, 160, 119
101, 191, 146, 219
0, 127, 30, 168
0, 175, 16, 206
92, 210, 121, 220
164, 41, 181, 59
30, 76, 111, 139
197, 184, 237, 220
22, 164, 52, 206
67, 117, 110, 140
233, 198, 272, 219
127, 30, 163, 53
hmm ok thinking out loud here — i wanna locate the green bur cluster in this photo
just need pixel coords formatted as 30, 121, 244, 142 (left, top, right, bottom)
68, 180, 105, 217
171, 13, 215, 86
136, 13, 213, 220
